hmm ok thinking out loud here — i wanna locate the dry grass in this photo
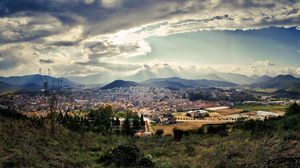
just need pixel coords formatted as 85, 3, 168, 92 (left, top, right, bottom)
152, 122, 207, 135
216, 108, 244, 116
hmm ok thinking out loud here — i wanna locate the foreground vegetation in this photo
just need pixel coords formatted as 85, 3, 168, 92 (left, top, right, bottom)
0, 104, 300, 168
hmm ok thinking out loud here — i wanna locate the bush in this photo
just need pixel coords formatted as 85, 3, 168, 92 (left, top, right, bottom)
0, 109, 26, 119
234, 119, 274, 134
285, 103, 300, 116
282, 115, 300, 131
206, 124, 228, 136
156, 129, 164, 137
99, 144, 154, 167
173, 128, 184, 141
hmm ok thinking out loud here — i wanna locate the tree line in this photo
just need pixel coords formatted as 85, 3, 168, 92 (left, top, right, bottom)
57, 105, 145, 135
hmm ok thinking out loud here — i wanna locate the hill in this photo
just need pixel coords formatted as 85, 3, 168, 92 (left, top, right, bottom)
125, 70, 273, 85
101, 80, 141, 90
0, 74, 77, 87
0, 81, 18, 93
250, 75, 272, 84
0, 107, 299, 167
251, 74, 300, 91
143, 77, 237, 89
0, 75, 78, 94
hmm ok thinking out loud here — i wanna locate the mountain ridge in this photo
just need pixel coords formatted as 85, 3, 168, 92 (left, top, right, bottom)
102, 77, 238, 90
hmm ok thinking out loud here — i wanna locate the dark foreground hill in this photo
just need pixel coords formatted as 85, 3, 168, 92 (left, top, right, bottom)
0, 107, 299, 168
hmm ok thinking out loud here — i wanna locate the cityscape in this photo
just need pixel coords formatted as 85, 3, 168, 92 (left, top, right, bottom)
1, 0, 300, 167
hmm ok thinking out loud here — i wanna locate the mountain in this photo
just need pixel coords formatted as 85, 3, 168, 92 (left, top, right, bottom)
250, 75, 272, 84
143, 80, 190, 89
0, 81, 18, 93
0, 81, 44, 93
0, 74, 79, 94
125, 70, 274, 85
195, 73, 225, 81
215, 73, 253, 84
0, 74, 77, 87
101, 77, 237, 90
251, 75, 300, 91
142, 77, 237, 89
272, 89, 300, 99
101, 80, 141, 90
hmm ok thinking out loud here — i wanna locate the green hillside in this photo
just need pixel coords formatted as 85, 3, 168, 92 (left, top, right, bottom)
0, 106, 300, 168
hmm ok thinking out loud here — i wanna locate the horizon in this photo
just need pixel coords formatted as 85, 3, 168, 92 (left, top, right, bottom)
0, 73, 298, 85
0, 1, 300, 84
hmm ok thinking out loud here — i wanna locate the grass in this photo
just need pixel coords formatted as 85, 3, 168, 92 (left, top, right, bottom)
1, 111, 299, 168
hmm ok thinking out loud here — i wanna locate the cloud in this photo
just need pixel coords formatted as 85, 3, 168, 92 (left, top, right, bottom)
0, 43, 39, 75
76, 60, 141, 71
0, 0, 300, 79
101, 0, 122, 9
253, 60, 275, 67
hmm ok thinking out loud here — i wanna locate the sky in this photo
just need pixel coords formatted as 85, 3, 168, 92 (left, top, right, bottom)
0, 0, 300, 84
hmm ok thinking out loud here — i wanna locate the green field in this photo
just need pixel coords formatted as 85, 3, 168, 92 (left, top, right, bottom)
235, 104, 287, 112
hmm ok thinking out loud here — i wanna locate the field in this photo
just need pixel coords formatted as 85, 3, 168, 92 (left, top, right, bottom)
152, 120, 237, 135
254, 88, 277, 93
152, 122, 211, 135
214, 108, 243, 116
235, 104, 287, 113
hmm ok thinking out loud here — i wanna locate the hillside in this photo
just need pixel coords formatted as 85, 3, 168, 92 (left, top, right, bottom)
251, 75, 300, 91
0, 108, 299, 168
0, 81, 18, 93
143, 77, 238, 89
0, 75, 79, 94
0, 74, 77, 87
101, 80, 141, 90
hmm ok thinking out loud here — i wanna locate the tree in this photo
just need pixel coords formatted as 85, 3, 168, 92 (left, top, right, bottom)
132, 114, 140, 131
57, 110, 64, 123
173, 127, 183, 141
103, 105, 113, 134
99, 144, 154, 167
115, 117, 120, 126
122, 116, 131, 135
88, 105, 114, 134
156, 129, 164, 137
285, 103, 300, 116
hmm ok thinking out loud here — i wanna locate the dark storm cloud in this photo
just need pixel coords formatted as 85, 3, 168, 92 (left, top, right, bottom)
1, 0, 300, 78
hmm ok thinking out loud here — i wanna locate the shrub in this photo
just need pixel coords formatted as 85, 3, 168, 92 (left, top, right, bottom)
0, 109, 26, 119
206, 124, 228, 136
285, 103, 300, 116
234, 119, 274, 135
156, 129, 164, 137
99, 144, 154, 167
173, 128, 184, 141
